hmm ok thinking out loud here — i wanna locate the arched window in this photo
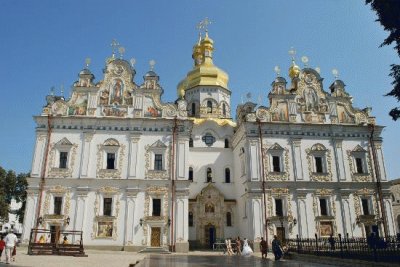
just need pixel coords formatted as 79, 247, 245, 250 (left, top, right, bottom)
191, 103, 196, 117
189, 212, 194, 226
189, 138, 193, 147
207, 100, 212, 113
226, 212, 232, 226
224, 139, 229, 148
225, 168, 231, 183
222, 103, 226, 116
189, 167, 193, 181
206, 167, 212, 182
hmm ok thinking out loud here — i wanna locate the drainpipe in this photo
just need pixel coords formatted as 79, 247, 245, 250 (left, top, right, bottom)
257, 119, 269, 248
368, 124, 388, 238
35, 115, 52, 233
170, 117, 178, 252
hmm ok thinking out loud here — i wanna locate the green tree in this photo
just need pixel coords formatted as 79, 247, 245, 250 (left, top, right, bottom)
15, 173, 29, 223
0, 167, 9, 220
366, 0, 400, 120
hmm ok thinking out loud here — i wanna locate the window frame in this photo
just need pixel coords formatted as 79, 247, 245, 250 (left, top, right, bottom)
103, 197, 113, 216
154, 154, 163, 171
53, 196, 63, 215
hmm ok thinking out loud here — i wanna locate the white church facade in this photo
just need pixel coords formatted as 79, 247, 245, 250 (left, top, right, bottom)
21, 30, 396, 252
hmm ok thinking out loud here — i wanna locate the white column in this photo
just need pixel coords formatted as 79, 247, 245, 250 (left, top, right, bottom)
250, 197, 263, 240
384, 198, 395, 236
79, 132, 94, 178
73, 188, 88, 243
375, 142, 387, 181
176, 138, 188, 180
31, 133, 47, 177
291, 139, 303, 180
333, 139, 346, 181
124, 189, 139, 245
248, 140, 260, 181
128, 135, 140, 178
297, 195, 309, 238
21, 191, 38, 243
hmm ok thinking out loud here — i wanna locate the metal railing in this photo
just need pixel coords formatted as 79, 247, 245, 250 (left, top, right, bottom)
286, 234, 400, 263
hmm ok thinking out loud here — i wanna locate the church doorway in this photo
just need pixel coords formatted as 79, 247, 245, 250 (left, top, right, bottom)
49, 225, 60, 244
205, 224, 216, 248
276, 227, 285, 244
151, 227, 161, 247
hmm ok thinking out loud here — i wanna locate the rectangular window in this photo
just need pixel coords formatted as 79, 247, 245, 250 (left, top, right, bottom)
54, 197, 63, 215
189, 212, 193, 227
275, 199, 283, 216
361, 198, 370, 215
103, 198, 112, 216
319, 198, 328, 216
272, 156, 281, 172
152, 198, 161, 216
355, 158, 364, 174
59, 152, 68, 169
315, 157, 323, 173
154, 154, 163, 171
107, 153, 115, 169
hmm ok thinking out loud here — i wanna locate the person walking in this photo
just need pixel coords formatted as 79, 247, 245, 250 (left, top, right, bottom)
272, 235, 282, 261
0, 235, 5, 262
241, 238, 253, 256
235, 236, 241, 255
225, 238, 233, 256
328, 234, 335, 251
260, 237, 268, 259
4, 230, 18, 264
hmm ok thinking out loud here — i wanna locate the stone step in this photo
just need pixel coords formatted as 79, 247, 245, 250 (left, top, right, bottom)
139, 247, 171, 254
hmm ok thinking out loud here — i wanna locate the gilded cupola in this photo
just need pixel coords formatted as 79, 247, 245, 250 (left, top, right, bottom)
177, 31, 229, 99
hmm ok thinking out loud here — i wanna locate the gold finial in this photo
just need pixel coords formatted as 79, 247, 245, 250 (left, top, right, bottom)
118, 46, 125, 59
85, 57, 91, 68
332, 68, 339, 79
149, 59, 156, 71
130, 58, 136, 68
315, 66, 321, 74
274, 66, 281, 76
301, 56, 309, 67
288, 47, 300, 79
198, 17, 212, 34
111, 39, 119, 58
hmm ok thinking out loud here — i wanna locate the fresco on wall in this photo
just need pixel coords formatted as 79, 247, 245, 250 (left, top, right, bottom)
102, 106, 127, 117
110, 79, 124, 105
99, 90, 110, 106
143, 96, 161, 117
68, 93, 88, 115
97, 221, 113, 238
271, 102, 288, 122
337, 105, 355, 123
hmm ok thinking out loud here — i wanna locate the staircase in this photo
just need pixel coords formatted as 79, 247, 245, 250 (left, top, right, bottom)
139, 246, 171, 254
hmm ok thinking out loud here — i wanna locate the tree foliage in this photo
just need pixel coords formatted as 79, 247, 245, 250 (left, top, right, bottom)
366, 0, 400, 120
0, 166, 28, 223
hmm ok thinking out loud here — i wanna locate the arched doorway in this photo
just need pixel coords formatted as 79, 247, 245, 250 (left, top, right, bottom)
205, 223, 216, 248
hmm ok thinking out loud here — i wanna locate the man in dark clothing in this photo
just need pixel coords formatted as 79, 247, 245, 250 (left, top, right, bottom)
328, 234, 335, 250
260, 237, 268, 259
272, 235, 282, 260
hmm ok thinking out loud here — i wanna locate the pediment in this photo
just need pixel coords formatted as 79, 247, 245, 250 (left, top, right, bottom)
56, 138, 72, 146
104, 138, 119, 146
268, 143, 284, 151
352, 145, 367, 153
198, 183, 225, 200
150, 140, 167, 149
310, 143, 327, 151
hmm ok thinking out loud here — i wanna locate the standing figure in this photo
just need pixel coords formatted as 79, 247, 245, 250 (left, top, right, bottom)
235, 237, 241, 255
241, 238, 253, 256
4, 230, 18, 264
272, 235, 283, 260
328, 234, 335, 251
0, 236, 5, 262
260, 237, 268, 259
225, 238, 233, 256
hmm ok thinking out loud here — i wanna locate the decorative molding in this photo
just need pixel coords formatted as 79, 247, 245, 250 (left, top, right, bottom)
96, 144, 126, 179
306, 144, 332, 182
346, 146, 373, 182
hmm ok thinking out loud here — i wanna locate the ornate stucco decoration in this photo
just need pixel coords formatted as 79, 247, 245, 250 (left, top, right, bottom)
306, 143, 332, 182
91, 189, 121, 240
142, 186, 169, 246
47, 138, 78, 178
315, 189, 333, 196
312, 192, 337, 234
42, 186, 71, 225
271, 188, 289, 197
144, 140, 170, 179
264, 144, 290, 181
255, 107, 271, 122
96, 139, 126, 179
346, 145, 373, 182
353, 188, 379, 226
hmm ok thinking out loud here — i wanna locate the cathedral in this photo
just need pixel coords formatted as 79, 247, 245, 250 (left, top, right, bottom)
21, 28, 396, 252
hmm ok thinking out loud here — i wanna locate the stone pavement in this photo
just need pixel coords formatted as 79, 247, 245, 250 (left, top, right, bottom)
0, 249, 146, 267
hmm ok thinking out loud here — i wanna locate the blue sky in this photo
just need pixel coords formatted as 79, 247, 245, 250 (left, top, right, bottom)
0, 0, 399, 179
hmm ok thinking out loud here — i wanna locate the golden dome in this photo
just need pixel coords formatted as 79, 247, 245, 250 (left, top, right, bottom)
176, 33, 229, 98
289, 61, 301, 79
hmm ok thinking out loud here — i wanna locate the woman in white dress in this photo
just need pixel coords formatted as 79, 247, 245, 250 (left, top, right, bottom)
241, 238, 253, 256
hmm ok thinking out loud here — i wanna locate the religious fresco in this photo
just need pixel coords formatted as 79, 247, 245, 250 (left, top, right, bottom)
271, 102, 288, 122
97, 221, 113, 238
337, 105, 355, 123
68, 93, 88, 115
102, 106, 127, 117
99, 90, 110, 106
319, 221, 333, 237
143, 96, 161, 117
110, 79, 124, 105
